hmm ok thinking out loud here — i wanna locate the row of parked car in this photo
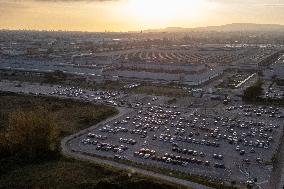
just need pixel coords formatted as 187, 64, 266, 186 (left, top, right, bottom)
226, 105, 283, 118
99, 125, 128, 134
119, 138, 137, 145
133, 148, 225, 169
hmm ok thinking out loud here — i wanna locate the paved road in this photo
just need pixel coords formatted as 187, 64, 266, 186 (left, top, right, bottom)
61, 107, 214, 189
278, 126, 284, 189
279, 165, 284, 189
274, 134, 284, 189
268, 124, 284, 189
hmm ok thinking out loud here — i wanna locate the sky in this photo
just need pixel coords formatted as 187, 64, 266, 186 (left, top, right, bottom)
0, 0, 284, 32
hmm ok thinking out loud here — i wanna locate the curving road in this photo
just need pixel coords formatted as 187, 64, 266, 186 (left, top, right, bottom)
61, 107, 214, 189
269, 128, 284, 189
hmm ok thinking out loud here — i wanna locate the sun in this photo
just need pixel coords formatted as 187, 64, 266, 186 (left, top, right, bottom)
126, 0, 205, 26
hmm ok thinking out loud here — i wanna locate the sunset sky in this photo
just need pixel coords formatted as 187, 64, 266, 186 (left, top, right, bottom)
0, 0, 284, 32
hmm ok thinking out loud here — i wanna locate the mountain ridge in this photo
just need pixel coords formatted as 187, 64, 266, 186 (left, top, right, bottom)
143, 23, 284, 33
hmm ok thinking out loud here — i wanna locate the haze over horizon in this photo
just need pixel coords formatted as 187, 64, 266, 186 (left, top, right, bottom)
0, 0, 284, 32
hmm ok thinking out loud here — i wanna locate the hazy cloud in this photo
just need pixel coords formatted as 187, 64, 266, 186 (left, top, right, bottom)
263, 4, 284, 7
10, 0, 119, 1
1, 0, 284, 31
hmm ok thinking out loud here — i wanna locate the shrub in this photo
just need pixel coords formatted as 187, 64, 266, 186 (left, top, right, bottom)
0, 110, 60, 160
243, 79, 263, 101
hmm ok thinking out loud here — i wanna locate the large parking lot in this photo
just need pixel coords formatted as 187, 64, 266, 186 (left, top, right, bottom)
67, 98, 283, 187
1, 80, 283, 187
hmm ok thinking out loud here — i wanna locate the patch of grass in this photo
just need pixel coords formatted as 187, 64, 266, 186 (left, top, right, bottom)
0, 156, 183, 189
0, 156, 184, 189
0, 70, 124, 91
0, 92, 118, 136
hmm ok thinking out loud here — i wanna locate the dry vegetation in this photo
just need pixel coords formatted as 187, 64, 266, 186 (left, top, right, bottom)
0, 70, 124, 90
0, 110, 59, 159
0, 92, 181, 189
0, 92, 117, 136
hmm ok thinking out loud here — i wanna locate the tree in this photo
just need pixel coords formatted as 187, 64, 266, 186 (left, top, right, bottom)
243, 79, 263, 101
1, 110, 59, 160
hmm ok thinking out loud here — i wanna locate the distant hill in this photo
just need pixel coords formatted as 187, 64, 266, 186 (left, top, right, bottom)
144, 23, 284, 33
